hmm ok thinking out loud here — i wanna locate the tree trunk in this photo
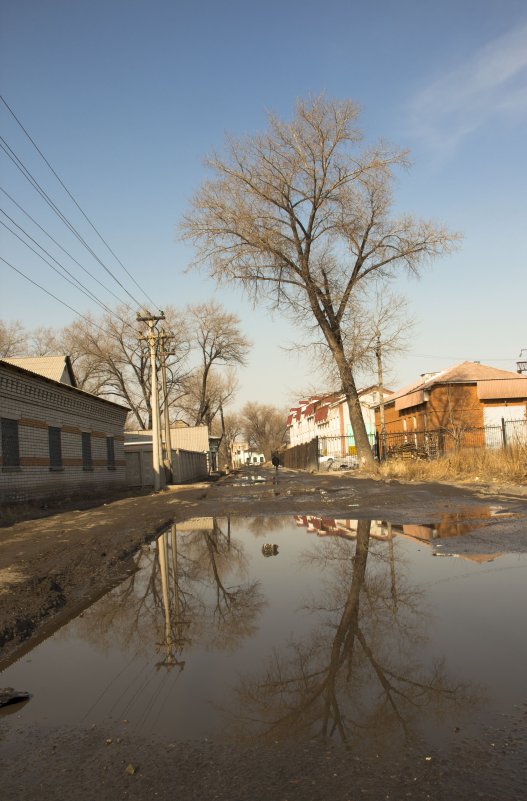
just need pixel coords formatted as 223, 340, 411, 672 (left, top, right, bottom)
332, 346, 376, 470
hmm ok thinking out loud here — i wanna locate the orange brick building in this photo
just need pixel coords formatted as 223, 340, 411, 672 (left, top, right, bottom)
374, 362, 527, 452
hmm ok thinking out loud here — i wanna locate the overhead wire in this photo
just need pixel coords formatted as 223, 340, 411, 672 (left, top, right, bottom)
0, 134, 146, 309
0, 207, 144, 332
411, 353, 516, 362
0, 256, 110, 335
0, 185, 129, 307
0, 213, 120, 318
0, 93, 160, 312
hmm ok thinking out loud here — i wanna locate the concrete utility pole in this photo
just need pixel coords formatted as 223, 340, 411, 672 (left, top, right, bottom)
137, 311, 165, 491
517, 349, 527, 375
159, 330, 174, 484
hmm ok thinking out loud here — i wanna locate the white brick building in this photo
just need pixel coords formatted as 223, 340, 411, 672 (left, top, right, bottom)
0, 358, 129, 503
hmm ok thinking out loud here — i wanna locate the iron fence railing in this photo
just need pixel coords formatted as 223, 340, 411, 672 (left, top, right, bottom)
298, 418, 527, 469
378, 418, 527, 460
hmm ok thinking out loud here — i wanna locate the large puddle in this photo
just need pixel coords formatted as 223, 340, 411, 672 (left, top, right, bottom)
1, 514, 526, 752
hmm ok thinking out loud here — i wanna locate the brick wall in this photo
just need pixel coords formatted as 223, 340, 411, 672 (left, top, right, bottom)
375, 383, 527, 438
0, 362, 128, 503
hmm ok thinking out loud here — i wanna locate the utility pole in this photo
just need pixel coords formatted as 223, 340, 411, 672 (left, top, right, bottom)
137, 311, 165, 491
159, 330, 173, 484
375, 333, 387, 460
517, 349, 527, 375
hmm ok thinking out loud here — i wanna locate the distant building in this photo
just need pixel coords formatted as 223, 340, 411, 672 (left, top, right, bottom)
286, 387, 394, 454
0, 357, 129, 503
124, 425, 210, 486
230, 440, 265, 467
373, 361, 527, 450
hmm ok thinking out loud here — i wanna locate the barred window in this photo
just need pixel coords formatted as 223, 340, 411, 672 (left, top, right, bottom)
1, 418, 20, 469
106, 436, 115, 469
81, 432, 93, 470
48, 426, 63, 470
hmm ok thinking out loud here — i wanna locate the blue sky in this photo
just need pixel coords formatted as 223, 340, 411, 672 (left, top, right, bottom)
1, 0, 526, 409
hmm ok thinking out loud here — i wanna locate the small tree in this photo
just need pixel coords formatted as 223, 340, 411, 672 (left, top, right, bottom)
241, 402, 288, 460
186, 301, 250, 427
182, 96, 459, 468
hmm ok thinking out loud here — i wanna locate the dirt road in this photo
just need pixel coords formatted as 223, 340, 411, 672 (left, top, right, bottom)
1, 467, 526, 800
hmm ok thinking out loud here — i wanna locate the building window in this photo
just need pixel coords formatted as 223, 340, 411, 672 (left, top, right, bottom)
81, 432, 93, 471
106, 436, 115, 470
1, 418, 20, 470
48, 426, 63, 470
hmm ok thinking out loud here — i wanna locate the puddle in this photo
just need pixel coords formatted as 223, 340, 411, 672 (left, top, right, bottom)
1, 514, 526, 752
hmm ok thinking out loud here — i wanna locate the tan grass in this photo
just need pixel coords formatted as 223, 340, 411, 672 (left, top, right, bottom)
379, 445, 527, 485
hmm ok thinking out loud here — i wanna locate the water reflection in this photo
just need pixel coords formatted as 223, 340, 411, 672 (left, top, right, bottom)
229, 519, 477, 746
3, 512, 523, 749
74, 517, 266, 662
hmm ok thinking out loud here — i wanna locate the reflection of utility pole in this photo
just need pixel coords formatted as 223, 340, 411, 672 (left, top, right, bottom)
170, 524, 191, 653
159, 330, 173, 484
137, 312, 165, 491
157, 532, 175, 666
385, 522, 398, 612
375, 333, 387, 460
155, 530, 189, 670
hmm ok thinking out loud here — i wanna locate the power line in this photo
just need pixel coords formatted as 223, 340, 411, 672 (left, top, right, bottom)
0, 211, 119, 318
0, 93, 160, 311
0, 206, 143, 336
0, 134, 145, 307
412, 353, 516, 362
1, 255, 109, 335
0, 185, 129, 306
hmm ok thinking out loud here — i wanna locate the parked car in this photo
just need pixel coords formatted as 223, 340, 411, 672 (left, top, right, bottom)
320, 455, 358, 470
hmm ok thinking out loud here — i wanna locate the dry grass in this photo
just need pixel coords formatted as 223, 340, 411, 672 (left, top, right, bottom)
378, 445, 527, 485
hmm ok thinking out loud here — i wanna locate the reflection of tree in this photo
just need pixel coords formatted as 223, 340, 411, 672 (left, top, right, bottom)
232, 520, 475, 745
73, 517, 266, 658
244, 516, 291, 538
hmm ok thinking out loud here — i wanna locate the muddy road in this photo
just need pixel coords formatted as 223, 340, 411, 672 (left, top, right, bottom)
1, 467, 526, 800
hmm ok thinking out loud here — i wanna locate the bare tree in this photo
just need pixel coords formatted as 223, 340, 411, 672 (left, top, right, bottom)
240, 401, 288, 460
186, 301, 250, 427
181, 96, 460, 468
0, 319, 27, 357
215, 411, 243, 468
28, 326, 63, 356
59, 305, 191, 428
180, 367, 238, 429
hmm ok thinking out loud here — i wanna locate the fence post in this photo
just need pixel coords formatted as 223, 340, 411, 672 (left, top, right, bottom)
501, 418, 507, 449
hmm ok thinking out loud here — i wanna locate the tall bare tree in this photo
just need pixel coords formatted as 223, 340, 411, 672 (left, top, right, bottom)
181, 96, 460, 468
186, 301, 250, 426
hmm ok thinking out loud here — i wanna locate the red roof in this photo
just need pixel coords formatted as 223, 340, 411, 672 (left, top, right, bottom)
315, 406, 328, 423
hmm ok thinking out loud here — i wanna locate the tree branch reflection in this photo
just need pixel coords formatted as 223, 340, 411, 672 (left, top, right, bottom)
231, 520, 477, 745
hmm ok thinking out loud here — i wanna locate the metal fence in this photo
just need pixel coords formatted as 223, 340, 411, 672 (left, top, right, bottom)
378, 418, 526, 460
289, 417, 527, 470
281, 437, 320, 471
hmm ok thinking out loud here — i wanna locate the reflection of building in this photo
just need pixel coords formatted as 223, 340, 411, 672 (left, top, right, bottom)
295, 516, 391, 541
295, 512, 505, 564
392, 509, 504, 563
1, 357, 128, 503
